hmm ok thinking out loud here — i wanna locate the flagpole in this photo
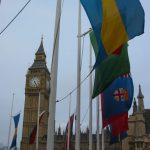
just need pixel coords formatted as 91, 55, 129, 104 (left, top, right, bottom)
36, 91, 41, 150
67, 94, 71, 150
100, 94, 104, 150
47, 0, 61, 149
96, 96, 100, 150
89, 42, 92, 150
102, 128, 104, 150
75, 0, 81, 149
7, 93, 14, 149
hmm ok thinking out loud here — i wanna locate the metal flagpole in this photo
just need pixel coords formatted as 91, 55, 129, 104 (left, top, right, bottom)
89, 42, 92, 150
36, 91, 41, 150
102, 128, 104, 150
96, 96, 100, 150
67, 94, 72, 150
7, 93, 15, 149
75, 0, 81, 149
100, 94, 105, 150
99, 94, 105, 150
47, 0, 61, 149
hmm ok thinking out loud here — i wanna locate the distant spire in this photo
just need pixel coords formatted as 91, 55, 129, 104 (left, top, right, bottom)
86, 127, 89, 134
137, 84, 144, 99
137, 84, 144, 112
133, 98, 137, 114
58, 125, 61, 135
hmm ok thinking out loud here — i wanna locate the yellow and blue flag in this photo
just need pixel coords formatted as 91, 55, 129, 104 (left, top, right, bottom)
10, 113, 20, 149
81, 0, 145, 67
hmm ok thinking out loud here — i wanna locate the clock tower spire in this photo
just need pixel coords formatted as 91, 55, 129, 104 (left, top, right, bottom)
30, 37, 48, 70
35, 36, 46, 61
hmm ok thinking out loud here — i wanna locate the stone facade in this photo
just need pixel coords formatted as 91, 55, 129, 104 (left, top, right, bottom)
53, 128, 122, 150
122, 85, 150, 150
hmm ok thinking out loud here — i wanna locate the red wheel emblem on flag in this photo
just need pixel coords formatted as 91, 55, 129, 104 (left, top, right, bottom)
113, 88, 128, 101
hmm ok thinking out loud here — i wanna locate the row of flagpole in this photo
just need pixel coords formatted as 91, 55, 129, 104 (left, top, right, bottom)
89, 36, 104, 150
46, 0, 105, 150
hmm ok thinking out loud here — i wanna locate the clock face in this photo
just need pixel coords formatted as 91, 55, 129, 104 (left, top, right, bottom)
29, 76, 40, 87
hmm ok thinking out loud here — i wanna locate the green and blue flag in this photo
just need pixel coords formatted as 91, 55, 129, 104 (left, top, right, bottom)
90, 32, 130, 98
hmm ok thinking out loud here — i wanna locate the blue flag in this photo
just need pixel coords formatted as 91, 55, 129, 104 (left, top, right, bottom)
81, 0, 145, 67
102, 74, 134, 119
10, 113, 20, 149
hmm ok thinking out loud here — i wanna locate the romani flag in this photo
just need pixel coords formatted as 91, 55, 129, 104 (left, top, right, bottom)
29, 111, 46, 144
65, 114, 74, 150
10, 113, 20, 149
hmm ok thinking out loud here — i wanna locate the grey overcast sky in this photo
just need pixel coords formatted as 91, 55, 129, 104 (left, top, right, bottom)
0, 0, 149, 148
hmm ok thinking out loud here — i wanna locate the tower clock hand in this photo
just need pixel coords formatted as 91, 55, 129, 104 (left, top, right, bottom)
34, 80, 37, 86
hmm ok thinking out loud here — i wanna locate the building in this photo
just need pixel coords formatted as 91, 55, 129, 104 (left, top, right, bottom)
122, 85, 150, 150
20, 40, 150, 150
20, 38, 50, 150
53, 85, 150, 150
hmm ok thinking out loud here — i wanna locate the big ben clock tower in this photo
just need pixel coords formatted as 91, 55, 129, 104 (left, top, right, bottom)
20, 38, 50, 150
